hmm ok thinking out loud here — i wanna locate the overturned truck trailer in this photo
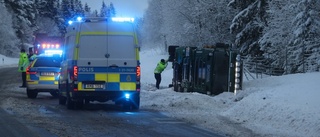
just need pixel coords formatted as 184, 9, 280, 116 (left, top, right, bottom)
168, 43, 243, 95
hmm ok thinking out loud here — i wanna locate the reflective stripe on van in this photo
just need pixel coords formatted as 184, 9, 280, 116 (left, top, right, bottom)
76, 67, 137, 91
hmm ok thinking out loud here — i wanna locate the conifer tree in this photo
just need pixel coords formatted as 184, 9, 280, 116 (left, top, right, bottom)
229, 0, 268, 56
4, 0, 37, 45
287, 0, 320, 73
109, 3, 116, 17
74, 0, 84, 17
100, 1, 108, 17
84, 3, 91, 16
0, 2, 19, 56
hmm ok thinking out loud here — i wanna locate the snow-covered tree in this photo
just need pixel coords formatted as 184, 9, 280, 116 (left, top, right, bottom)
84, 3, 91, 16
287, 0, 320, 73
100, 1, 108, 17
195, 0, 236, 45
35, 0, 58, 18
259, 0, 300, 74
142, 0, 236, 51
74, 0, 84, 17
229, 0, 268, 56
34, 0, 61, 36
93, 10, 99, 17
100, 1, 116, 18
159, 0, 198, 47
4, 0, 37, 45
0, 3, 19, 56
109, 3, 116, 17
58, 0, 86, 35
141, 0, 164, 49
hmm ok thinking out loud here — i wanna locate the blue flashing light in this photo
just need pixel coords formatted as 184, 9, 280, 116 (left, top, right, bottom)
77, 17, 83, 22
125, 93, 130, 99
111, 17, 134, 23
68, 20, 73, 25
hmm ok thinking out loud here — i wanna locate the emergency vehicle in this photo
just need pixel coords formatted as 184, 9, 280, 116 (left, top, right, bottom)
58, 17, 141, 110
33, 33, 64, 55
26, 53, 62, 99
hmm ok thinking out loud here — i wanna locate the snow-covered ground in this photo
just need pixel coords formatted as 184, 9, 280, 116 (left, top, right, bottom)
0, 54, 19, 68
1, 50, 319, 137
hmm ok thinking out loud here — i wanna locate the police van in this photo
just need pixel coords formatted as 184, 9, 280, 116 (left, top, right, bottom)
59, 17, 141, 110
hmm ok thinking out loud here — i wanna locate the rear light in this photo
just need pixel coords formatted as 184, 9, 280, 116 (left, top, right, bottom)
136, 66, 141, 92
136, 66, 141, 80
73, 66, 78, 80
26, 66, 36, 75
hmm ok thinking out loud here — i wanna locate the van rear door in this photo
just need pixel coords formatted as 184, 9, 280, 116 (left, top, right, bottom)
107, 22, 136, 67
77, 21, 108, 67
77, 22, 136, 67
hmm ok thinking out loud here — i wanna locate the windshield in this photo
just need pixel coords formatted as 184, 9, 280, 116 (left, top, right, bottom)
33, 57, 61, 67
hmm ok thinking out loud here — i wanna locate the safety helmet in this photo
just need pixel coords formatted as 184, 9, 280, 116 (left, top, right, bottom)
161, 59, 165, 63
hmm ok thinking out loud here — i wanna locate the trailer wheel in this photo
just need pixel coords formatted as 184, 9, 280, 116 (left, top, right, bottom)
173, 81, 178, 92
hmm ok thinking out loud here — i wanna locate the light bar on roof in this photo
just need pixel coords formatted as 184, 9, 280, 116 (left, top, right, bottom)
111, 17, 134, 22
77, 17, 83, 22
44, 50, 63, 56
68, 16, 84, 25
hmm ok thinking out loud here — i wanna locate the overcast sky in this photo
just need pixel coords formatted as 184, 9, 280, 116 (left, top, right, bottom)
80, 0, 149, 17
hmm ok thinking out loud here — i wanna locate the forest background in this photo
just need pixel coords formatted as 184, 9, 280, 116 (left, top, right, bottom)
0, 0, 319, 75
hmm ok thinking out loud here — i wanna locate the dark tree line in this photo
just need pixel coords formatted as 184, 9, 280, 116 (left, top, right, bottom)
0, 0, 116, 57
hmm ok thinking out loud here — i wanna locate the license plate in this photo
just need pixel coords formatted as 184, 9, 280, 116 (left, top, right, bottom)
41, 72, 55, 76
85, 84, 104, 89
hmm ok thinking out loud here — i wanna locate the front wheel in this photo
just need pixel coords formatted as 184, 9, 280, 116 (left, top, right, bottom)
27, 89, 38, 99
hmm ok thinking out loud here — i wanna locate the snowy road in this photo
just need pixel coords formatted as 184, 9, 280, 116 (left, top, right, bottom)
0, 67, 223, 137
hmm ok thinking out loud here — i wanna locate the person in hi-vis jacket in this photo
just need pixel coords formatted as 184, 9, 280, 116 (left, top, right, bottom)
154, 59, 168, 89
18, 49, 29, 88
28, 48, 37, 63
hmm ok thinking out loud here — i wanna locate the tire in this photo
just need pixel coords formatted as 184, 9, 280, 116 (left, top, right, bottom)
75, 100, 84, 109
131, 94, 140, 110
177, 84, 184, 92
27, 89, 38, 99
84, 99, 90, 104
59, 96, 66, 105
65, 80, 75, 109
50, 91, 59, 98
173, 80, 178, 92
122, 101, 132, 110
66, 95, 75, 110
121, 93, 140, 111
